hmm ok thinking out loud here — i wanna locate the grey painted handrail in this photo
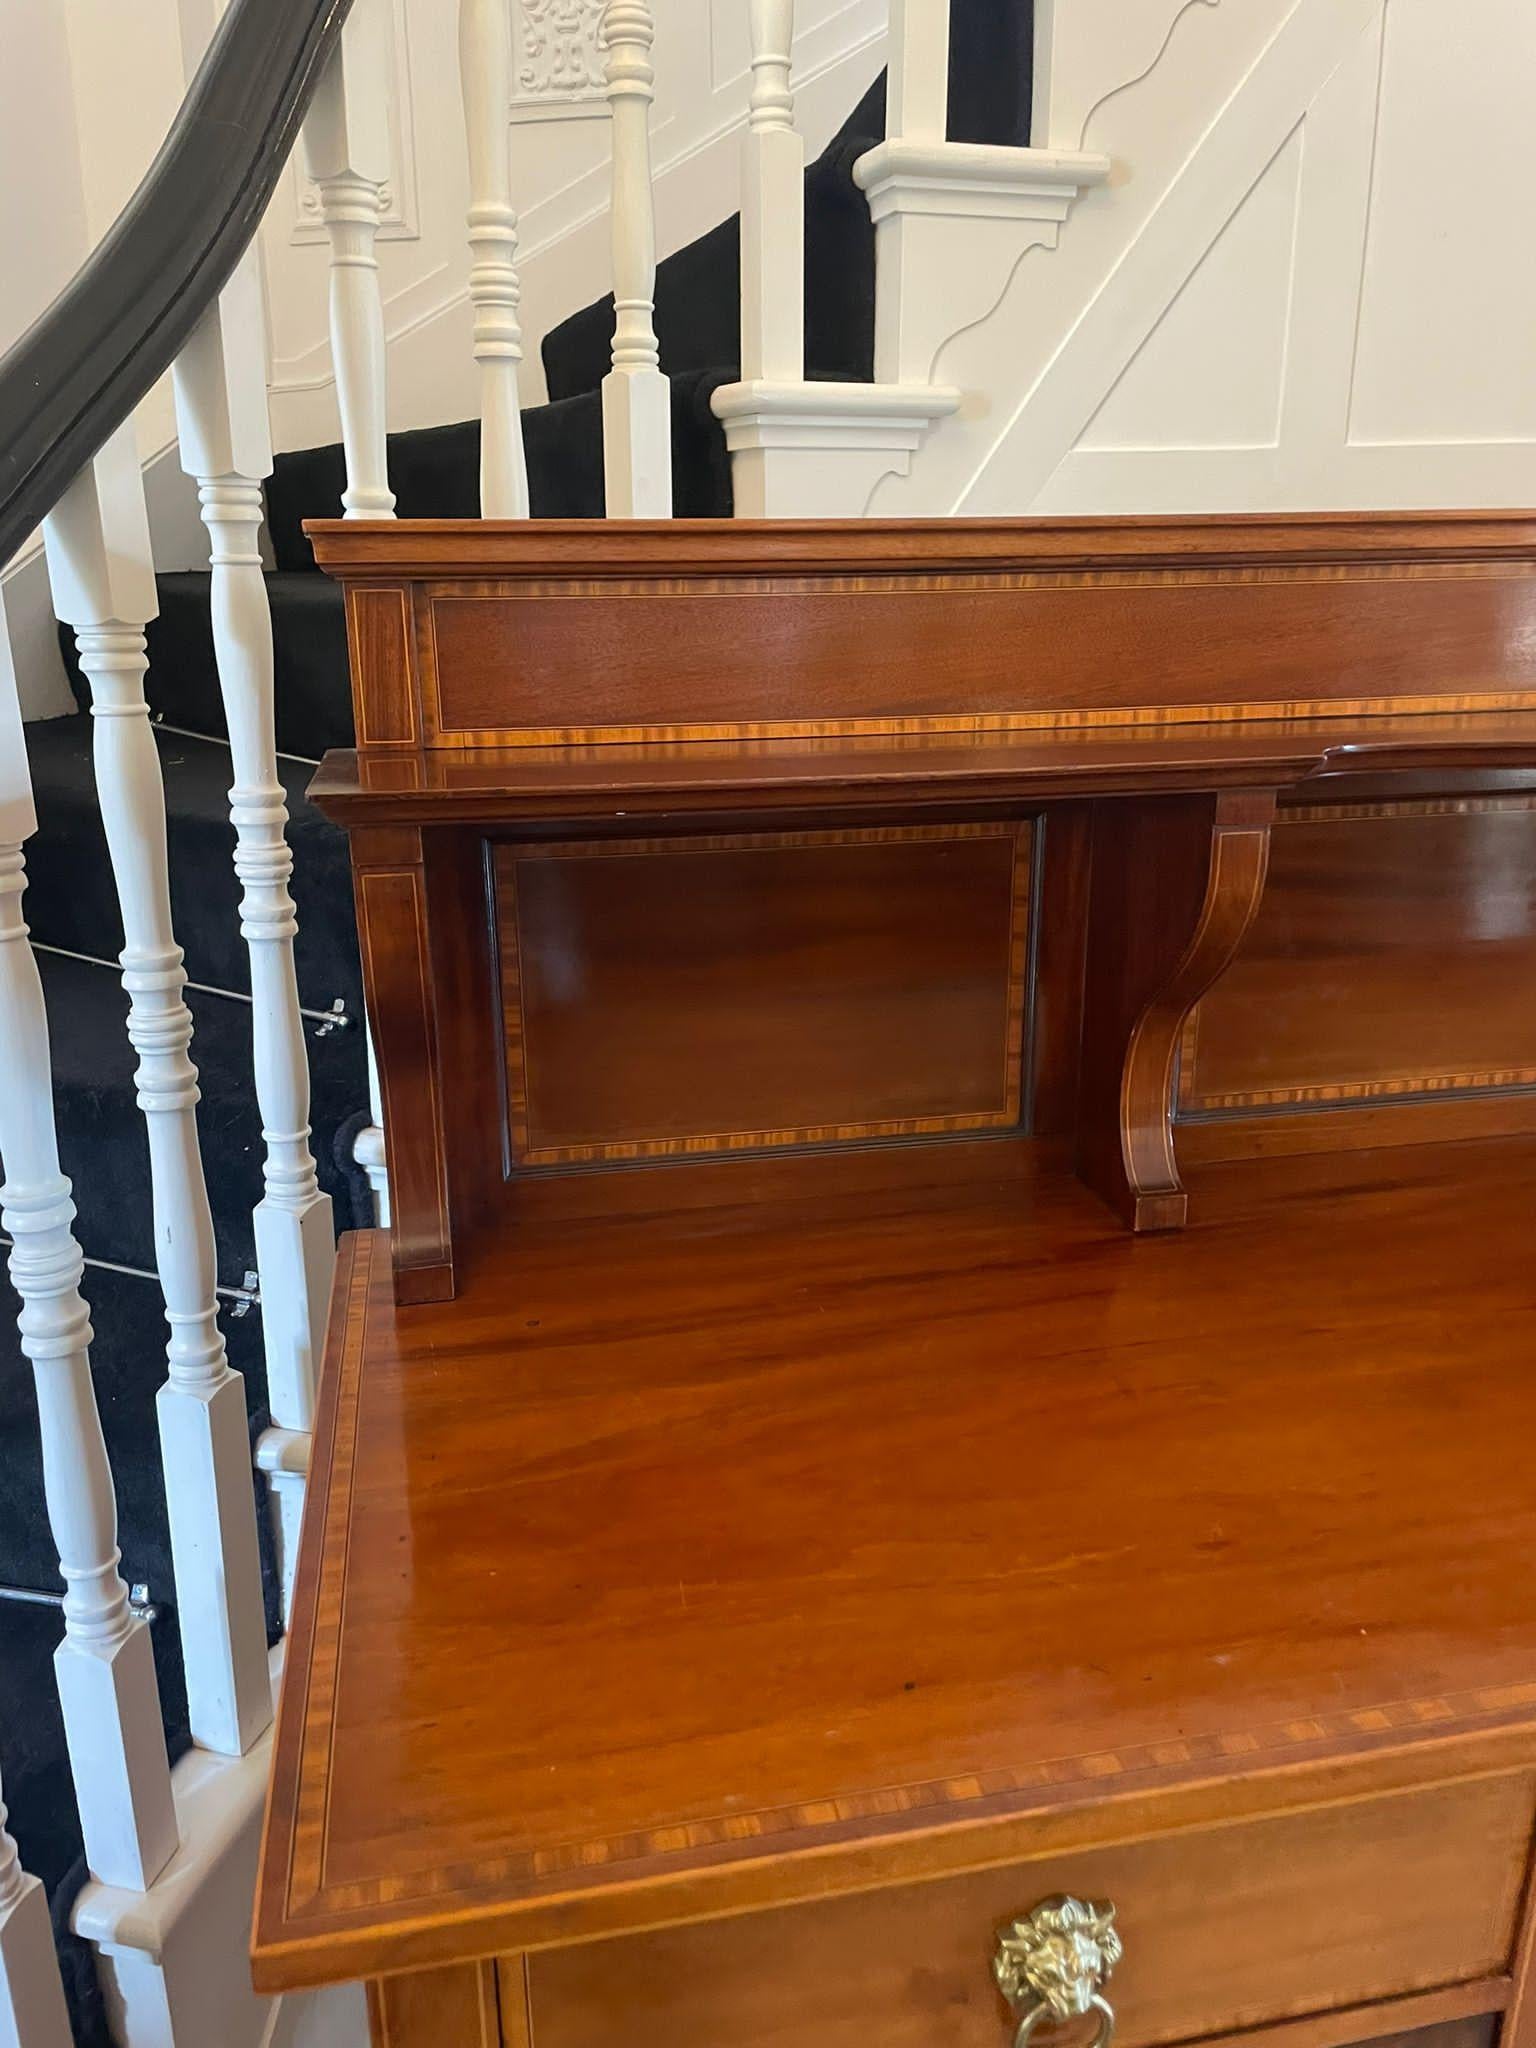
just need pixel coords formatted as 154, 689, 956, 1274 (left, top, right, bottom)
0, 0, 354, 567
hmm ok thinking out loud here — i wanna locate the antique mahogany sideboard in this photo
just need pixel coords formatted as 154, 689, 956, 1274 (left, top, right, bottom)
255, 516, 1536, 2048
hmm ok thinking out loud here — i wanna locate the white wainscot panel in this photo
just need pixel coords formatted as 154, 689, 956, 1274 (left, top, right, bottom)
1349, 0, 1536, 447
1078, 123, 1301, 453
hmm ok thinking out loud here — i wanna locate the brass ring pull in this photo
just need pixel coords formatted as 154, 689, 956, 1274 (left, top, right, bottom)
1010, 1990, 1115, 2048
994, 1896, 1122, 2048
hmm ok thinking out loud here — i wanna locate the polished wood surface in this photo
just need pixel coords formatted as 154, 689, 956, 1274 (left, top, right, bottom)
367, 1962, 499, 2047
307, 512, 1536, 580
524, 1777, 1530, 2048
308, 713, 1536, 831
496, 825, 1030, 1164
256, 1135, 1536, 1987
302, 515, 1536, 749
1182, 796, 1536, 1117
348, 825, 455, 1301
494, 1978, 1507, 2048
1078, 791, 1274, 1228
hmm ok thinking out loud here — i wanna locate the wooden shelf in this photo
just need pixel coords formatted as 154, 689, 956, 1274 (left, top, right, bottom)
255, 1133, 1536, 1990
309, 712, 1536, 831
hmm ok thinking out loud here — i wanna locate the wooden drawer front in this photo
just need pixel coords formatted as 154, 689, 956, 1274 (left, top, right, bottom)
518, 1775, 1533, 2048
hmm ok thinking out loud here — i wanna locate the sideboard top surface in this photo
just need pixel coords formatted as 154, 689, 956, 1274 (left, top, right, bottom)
255, 1135, 1536, 1989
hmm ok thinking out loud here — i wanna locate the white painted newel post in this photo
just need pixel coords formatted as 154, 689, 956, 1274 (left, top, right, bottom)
600, 0, 672, 516
0, 594, 178, 1893
887, 0, 952, 141
0, 1764, 72, 2048
43, 426, 272, 1761
460, 0, 529, 517
742, 0, 804, 383
302, 0, 397, 517
173, 251, 334, 1619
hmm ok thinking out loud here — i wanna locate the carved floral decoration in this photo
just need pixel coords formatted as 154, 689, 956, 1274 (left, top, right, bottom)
516, 0, 607, 102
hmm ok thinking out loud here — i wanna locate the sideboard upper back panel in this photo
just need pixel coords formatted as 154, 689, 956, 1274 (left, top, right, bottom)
308, 514, 1536, 749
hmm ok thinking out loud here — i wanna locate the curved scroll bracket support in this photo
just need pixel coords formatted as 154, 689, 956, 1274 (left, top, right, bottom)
1075, 788, 1275, 1231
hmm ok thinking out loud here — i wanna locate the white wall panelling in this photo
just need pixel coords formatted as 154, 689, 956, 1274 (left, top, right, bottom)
0, 587, 179, 1893
461, 0, 531, 515
878, 0, 1536, 517
301, 0, 398, 515
43, 428, 273, 1762
600, 1, 672, 516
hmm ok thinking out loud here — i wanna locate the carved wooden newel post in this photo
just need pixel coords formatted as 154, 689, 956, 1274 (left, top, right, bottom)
460, 0, 529, 517
0, 595, 178, 1891
44, 427, 271, 1758
600, 0, 672, 515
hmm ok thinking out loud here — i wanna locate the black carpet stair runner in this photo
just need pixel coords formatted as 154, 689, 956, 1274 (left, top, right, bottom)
3, 13, 1031, 2038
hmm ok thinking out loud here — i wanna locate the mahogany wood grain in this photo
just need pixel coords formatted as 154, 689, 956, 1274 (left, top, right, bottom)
1026, 802, 1091, 1136
1181, 797, 1536, 1115
523, 1775, 1531, 2048
367, 1961, 499, 2047
347, 587, 417, 748
349, 826, 455, 1301
305, 516, 1536, 751
415, 573, 1536, 746
495, 825, 1030, 1164
1179, 1092, 1536, 1165
255, 1135, 1536, 1987
1077, 791, 1274, 1229
308, 512, 1536, 579
306, 714, 1536, 835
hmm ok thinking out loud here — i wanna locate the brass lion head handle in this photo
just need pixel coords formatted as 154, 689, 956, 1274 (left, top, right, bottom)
994, 1895, 1122, 2048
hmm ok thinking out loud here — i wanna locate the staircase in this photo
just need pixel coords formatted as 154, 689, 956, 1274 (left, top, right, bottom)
5, 0, 1532, 2040
0, 4, 1077, 2042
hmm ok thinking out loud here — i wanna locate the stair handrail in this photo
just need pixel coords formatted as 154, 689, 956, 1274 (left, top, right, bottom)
0, 0, 354, 567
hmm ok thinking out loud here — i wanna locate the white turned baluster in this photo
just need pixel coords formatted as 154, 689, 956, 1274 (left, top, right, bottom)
600, 0, 672, 516
742, 0, 804, 382
173, 256, 334, 1549
43, 425, 271, 1760
0, 1764, 72, 2048
460, 0, 529, 517
0, 597, 178, 1893
303, 0, 396, 518
888, 0, 951, 141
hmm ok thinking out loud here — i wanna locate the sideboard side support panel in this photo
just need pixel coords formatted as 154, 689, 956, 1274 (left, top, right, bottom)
1077, 790, 1276, 1230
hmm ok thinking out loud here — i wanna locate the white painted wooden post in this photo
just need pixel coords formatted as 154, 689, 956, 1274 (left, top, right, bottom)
0, 595, 178, 1893
0, 1766, 72, 2048
742, 0, 804, 382
173, 257, 334, 1513
43, 425, 272, 1761
460, 0, 529, 517
302, 0, 396, 517
600, 0, 672, 516
887, 0, 951, 141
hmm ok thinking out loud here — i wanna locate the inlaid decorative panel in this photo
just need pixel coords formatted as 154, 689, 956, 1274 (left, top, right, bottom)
494, 824, 1032, 1165
1179, 795, 1536, 1116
